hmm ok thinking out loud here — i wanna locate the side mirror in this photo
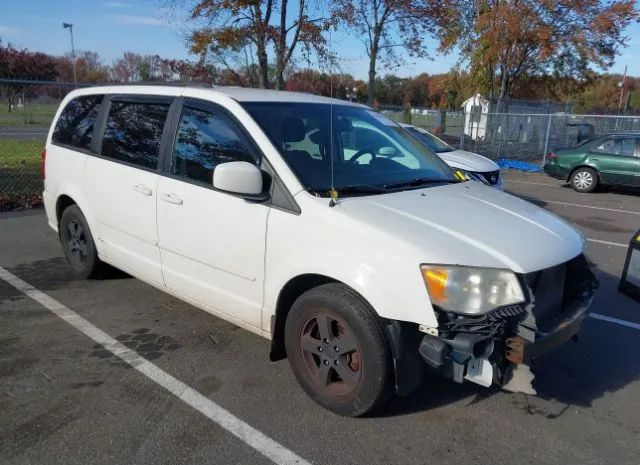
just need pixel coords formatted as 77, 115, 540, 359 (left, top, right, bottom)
378, 146, 398, 157
213, 161, 263, 196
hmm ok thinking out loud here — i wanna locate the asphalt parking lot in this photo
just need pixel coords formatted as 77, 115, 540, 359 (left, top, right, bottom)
1, 170, 639, 465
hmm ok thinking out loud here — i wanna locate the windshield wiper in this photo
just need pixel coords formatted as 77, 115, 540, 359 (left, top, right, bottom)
383, 178, 457, 190
307, 184, 388, 196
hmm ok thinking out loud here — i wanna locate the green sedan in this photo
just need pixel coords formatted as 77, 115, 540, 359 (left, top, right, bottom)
544, 133, 640, 192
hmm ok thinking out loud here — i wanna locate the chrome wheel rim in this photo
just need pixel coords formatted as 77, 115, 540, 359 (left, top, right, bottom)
574, 171, 593, 190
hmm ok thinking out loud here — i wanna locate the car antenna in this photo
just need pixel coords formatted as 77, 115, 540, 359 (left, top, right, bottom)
328, 28, 338, 207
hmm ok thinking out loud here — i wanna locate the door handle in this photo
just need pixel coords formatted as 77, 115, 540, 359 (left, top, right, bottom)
160, 192, 183, 205
133, 184, 152, 196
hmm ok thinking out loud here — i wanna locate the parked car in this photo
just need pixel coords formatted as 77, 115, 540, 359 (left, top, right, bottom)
544, 133, 640, 192
401, 123, 503, 189
43, 85, 597, 416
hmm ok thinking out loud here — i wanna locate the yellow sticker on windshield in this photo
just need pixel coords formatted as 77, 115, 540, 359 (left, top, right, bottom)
454, 170, 467, 181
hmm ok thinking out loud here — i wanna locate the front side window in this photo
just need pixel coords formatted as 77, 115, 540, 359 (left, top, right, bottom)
172, 106, 258, 185
52, 94, 103, 150
101, 101, 170, 169
243, 102, 456, 195
594, 137, 636, 156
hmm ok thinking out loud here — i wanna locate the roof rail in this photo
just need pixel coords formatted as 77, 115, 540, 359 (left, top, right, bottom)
95, 80, 214, 88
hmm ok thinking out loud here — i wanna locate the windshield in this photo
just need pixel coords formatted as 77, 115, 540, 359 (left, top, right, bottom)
405, 126, 454, 153
242, 102, 457, 196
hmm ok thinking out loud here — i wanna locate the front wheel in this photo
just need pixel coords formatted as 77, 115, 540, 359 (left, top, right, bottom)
570, 167, 598, 193
284, 283, 393, 416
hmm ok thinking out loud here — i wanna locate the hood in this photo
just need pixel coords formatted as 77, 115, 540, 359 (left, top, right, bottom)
439, 150, 499, 172
338, 182, 583, 273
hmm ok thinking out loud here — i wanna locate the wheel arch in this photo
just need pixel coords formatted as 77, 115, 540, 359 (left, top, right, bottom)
566, 164, 600, 183
269, 273, 339, 362
52, 183, 96, 234
268, 273, 426, 397
56, 194, 77, 225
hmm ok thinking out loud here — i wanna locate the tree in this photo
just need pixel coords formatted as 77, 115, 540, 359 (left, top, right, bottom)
0, 42, 58, 111
332, 0, 450, 104
285, 69, 363, 99
442, 0, 639, 101
56, 51, 109, 83
184, 0, 327, 90
110, 52, 147, 82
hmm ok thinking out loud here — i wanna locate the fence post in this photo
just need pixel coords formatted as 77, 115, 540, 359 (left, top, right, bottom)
542, 113, 552, 166
459, 108, 465, 150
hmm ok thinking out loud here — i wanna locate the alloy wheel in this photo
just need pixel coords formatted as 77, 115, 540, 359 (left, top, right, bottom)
66, 219, 88, 265
298, 312, 362, 396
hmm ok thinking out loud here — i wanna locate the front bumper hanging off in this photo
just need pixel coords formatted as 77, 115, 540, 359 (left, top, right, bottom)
412, 254, 598, 391
504, 292, 591, 365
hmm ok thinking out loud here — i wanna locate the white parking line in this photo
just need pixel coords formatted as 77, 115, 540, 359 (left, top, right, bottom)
520, 196, 640, 216
590, 313, 640, 331
587, 238, 627, 248
0, 266, 311, 465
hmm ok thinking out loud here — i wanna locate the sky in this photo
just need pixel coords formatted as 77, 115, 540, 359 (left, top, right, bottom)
1, 0, 639, 81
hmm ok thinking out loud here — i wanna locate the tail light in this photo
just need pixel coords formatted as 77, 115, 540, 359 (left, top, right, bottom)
41, 148, 46, 179
547, 152, 556, 160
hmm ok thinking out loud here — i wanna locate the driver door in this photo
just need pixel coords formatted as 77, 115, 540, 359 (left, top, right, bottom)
156, 98, 269, 328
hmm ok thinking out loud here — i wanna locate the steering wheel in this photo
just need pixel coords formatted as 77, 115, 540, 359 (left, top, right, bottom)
348, 147, 376, 164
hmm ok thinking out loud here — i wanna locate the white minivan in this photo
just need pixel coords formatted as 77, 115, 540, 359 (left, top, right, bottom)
43, 85, 597, 416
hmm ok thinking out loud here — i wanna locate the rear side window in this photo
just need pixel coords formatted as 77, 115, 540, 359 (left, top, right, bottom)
101, 101, 170, 170
594, 137, 636, 156
171, 106, 258, 185
52, 95, 103, 150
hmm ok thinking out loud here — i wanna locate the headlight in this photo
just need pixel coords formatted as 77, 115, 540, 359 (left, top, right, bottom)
421, 265, 525, 315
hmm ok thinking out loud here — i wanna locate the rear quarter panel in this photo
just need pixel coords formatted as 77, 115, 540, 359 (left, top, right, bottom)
44, 95, 94, 234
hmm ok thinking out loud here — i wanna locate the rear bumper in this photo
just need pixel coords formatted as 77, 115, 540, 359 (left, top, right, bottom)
543, 163, 568, 180
43, 190, 58, 232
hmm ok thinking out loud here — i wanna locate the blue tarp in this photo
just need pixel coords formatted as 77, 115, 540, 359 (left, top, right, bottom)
497, 158, 543, 173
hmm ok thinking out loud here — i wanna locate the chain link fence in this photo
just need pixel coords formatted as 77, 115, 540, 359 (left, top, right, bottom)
385, 106, 640, 168
0, 79, 78, 210
2, 82, 640, 210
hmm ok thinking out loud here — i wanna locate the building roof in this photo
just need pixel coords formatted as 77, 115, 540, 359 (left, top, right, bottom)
461, 93, 489, 108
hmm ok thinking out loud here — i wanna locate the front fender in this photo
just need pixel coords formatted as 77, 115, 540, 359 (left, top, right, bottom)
263, 207, 438, 331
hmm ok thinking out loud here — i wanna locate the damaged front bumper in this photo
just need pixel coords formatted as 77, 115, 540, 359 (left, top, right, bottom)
413, 254, 598, 390
505, 291, 592, 365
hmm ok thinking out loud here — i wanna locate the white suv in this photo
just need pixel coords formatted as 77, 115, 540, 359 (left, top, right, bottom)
401, 123, 503, 189
43, 85, 597, 416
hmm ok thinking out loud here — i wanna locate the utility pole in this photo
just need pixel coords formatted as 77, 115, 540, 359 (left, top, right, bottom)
63, 22, 77, 84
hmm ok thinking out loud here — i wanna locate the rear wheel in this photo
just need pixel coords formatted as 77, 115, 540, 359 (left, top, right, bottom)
570, 167, 598, 193
59, 205, 105, 278
284, 283, 393, 416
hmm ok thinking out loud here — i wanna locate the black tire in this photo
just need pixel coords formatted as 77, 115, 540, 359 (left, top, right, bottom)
59, 205, 105, 279
284, 283, 393, 416
570, 167, 598, 193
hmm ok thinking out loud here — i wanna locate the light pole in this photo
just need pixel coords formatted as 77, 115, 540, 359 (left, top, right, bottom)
63, 22, 77, 84
617, 65, 628, 116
